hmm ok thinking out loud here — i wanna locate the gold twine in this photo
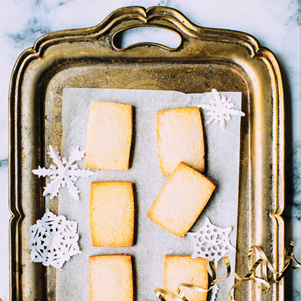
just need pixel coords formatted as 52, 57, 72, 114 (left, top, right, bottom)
155, 256, 231, 301
154, 241, 300, 301
155, 287, 185, 301
229, 241, 300, 300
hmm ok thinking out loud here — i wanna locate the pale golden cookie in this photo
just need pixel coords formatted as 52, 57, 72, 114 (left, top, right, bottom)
89, 255, 133, 301
156, 107, 205, 176
86, 102, 133, 170
90, 182, 134, 247
163, 255, 208, 301
147, 162, 215, 238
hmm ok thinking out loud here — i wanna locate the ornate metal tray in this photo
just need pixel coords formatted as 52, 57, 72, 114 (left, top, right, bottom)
9, 6, 285, 301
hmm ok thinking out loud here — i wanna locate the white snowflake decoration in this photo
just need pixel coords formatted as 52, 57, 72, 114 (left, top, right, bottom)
199, 89, 245, 131
32, 145, 94, 200
28, 210, 81, 269
187, 217, 236, 262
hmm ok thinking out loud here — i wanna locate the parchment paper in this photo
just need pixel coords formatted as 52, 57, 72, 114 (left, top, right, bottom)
57, 88, 242, 301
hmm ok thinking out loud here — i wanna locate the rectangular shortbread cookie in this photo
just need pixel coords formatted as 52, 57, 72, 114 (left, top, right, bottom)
86, 102, 133, 170
90, 182, 134, 247
89, 255, 133, 301
163, 255, 208, 301
156, 107, 205, 176
147, 162, 215, 238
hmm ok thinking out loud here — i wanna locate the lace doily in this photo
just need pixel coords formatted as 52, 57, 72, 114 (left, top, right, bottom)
32, 145, 94, 200
187, 218, 235, 301
187, 217, 236, 262
28, 210, 81, 269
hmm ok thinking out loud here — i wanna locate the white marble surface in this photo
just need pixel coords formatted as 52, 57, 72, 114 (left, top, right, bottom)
0, 0, 299, 300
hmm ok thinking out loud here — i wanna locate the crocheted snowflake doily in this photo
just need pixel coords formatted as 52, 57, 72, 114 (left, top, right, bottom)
200, 89, 245, 131
187, 218, 235, 301
32, 145, 94, 200
28, 210, 81, 269
187, 217, 236, 262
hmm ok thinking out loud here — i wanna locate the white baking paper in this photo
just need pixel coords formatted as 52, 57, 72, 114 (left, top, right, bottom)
56, 88, 242, 301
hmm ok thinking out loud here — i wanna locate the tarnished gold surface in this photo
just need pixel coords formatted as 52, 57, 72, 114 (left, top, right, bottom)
9, 6, 284, 301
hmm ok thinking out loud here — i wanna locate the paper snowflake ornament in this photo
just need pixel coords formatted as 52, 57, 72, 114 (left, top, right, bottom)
32, 145, 94, 200
28, 210, 81, 269
200, 89, 245, 131
187, 217, 235, 262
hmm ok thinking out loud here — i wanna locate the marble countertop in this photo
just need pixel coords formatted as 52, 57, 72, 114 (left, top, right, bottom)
0, 0, 300, 300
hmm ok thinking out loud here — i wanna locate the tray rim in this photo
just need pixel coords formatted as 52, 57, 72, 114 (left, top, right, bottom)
9, 6, 285, 301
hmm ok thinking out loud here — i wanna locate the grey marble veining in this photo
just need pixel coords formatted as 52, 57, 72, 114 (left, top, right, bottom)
0, 0, 299, 300
7, 17, 52, 48
0, 159, 8, 168
287, 0, 300, 25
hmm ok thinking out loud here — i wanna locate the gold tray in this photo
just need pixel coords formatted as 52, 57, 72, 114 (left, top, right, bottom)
9, 6, 285, 301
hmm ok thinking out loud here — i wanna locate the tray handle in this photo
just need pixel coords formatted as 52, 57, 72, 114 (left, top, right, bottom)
104, 6, 203, 51
111, 25, 183, 50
